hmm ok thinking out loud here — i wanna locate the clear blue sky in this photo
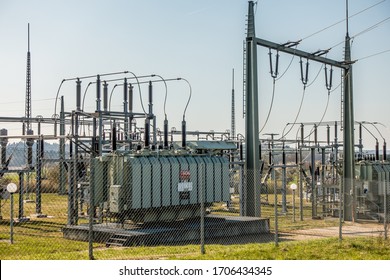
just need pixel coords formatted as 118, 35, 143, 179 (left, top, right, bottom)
0, 0, 389, 150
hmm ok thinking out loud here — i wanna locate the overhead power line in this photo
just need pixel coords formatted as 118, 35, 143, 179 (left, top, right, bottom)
301, 0, 387, 41
357, 49, 390, 61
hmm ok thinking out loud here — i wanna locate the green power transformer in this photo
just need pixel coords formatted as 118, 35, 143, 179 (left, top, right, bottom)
90, 153, 230, 223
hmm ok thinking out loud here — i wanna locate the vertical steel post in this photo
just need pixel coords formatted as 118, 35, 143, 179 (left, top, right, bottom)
322, 147, 326, 216
73, 111, 79, 225
96, 75, 101, 112
68, 114, 75, 225
18, 173, 24, 219
292, 189, 296, 223
123, 78, 128, 141
89, 158, 95, 260
384, 166, 388, 240
10, 193, 14, 244
96, 75, 103, 156
343, 29, 355, 222
359, 123, 363, 157
244, 0, 261, 217
282, 146, 287, 213
103, 81, 108, 112
200, 163, 205, 254
270, 135, 278, 245
35, 130, 42, 215
129, 84, 134, 140
299, 143, 304, 221
59, 96, 66, 195
311, 147, 317, 217
334, 121, 338, 184
76, 79, 81, 111
231, 68, 236, 140
239, 164, 245, 216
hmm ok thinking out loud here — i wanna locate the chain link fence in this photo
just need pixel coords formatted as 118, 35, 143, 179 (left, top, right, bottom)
0, 138, 389, 259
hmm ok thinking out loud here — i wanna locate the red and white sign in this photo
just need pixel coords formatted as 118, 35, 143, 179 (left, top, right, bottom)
179, 170, 190, 181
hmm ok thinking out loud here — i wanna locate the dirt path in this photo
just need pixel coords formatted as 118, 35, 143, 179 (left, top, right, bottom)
281, 221, 387, 241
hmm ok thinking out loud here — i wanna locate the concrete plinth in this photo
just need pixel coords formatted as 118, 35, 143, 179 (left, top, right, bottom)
62, 215, 270, 247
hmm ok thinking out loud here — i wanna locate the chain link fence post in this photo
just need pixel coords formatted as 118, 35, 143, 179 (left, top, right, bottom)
339, 176, 344, 242
89, 157, 95, 260
384, 168, 388, 240
200, 163, 205, 255
273, 167, 278, 246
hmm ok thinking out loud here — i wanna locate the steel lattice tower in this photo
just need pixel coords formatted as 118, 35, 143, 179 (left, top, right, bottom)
231, 69, 235, 140
25, 23, 32, 134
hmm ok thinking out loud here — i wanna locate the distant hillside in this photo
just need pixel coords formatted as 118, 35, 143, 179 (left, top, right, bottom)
3, 141, 68, 167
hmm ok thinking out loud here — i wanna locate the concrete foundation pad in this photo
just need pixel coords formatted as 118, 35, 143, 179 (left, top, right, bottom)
62, 215, 270, 247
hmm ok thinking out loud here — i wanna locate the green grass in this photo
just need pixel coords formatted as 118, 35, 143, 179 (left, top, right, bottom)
1, 193, 389, 260
1, 234, 390, 260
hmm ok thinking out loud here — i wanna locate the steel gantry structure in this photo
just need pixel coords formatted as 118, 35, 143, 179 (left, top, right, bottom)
244, 0, 355, 221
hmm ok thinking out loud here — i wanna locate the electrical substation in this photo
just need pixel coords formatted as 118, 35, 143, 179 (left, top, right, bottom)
0, 1, 389, 248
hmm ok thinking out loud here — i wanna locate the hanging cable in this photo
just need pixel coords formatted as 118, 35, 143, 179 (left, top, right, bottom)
178, 78, 192, 121
260, 79, 276, 133
152, 74, 168, 120
280, 86, 306, 139
300, 0, 386, 41
302, 64, 334, 142
354, 16, 390, 38
357, 49, 390, 61
306, 63, 323, 88
304, 93, 331, 142
276, 45, 298, 81
260, 49, 280, 133
127, 71, 146, 114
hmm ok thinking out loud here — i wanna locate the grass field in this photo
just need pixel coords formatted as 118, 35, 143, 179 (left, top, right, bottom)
0, 193, 389, 260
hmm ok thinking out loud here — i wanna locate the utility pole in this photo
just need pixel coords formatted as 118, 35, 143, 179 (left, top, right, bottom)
244, 0, 354, 219
244, 1, 261, 217
342, 0, 356, 221
231, 69, 236, 140
25, 23, 32, 134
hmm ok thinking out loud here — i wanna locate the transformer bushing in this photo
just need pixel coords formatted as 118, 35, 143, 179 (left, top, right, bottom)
26, 129, 34, 167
